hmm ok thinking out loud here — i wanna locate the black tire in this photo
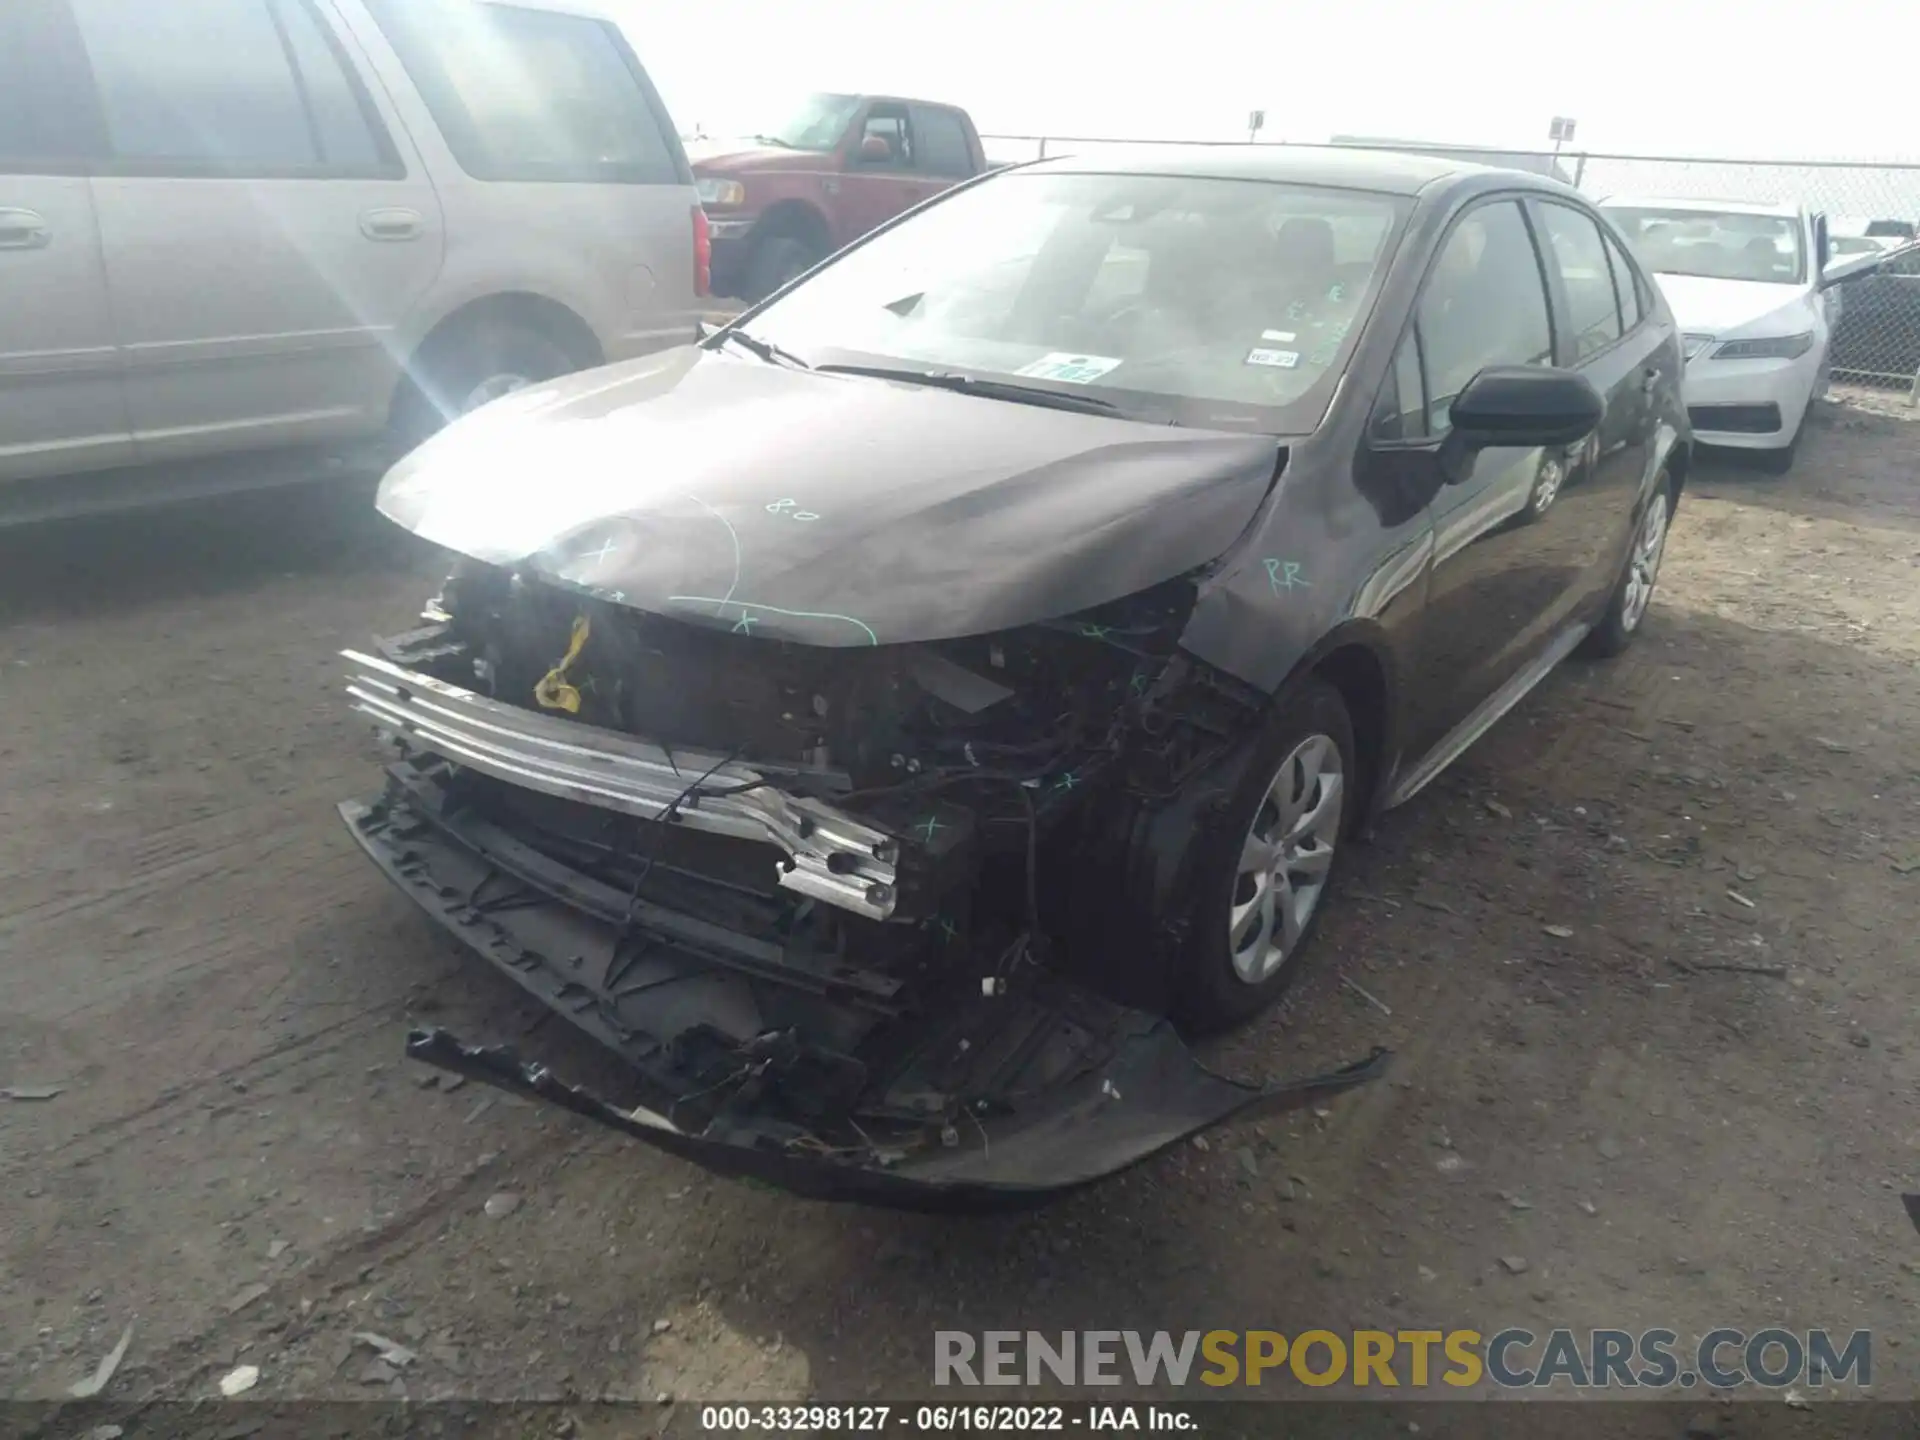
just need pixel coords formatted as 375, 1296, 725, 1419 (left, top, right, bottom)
1579, 469, 1673, 659
393, 319, 580, 453
743, 233, 821, 303
1177, 676, 1356, 1032
1749, 436, 1798, 475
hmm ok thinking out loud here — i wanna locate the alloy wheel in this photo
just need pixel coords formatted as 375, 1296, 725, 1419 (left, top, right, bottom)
1619, 493, 1670, 633
1229, 733, 1344, 984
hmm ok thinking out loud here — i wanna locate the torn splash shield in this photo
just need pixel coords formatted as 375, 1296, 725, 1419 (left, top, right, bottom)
343, 779, 1387, 1210
407, 1028, 1388, 1211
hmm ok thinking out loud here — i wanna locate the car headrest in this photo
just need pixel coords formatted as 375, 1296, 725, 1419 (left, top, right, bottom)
1276, 217, 1337, 275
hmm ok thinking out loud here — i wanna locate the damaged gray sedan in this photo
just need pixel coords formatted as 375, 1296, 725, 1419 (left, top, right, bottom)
341, 146, 1689, 1206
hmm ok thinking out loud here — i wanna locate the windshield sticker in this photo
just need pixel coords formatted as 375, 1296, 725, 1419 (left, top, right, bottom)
1245, 348, 1301, 369
1261, 329, 1297, 343
1016, 353, 1122, 385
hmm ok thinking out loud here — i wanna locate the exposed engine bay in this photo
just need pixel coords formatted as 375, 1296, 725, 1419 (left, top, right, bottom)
341, 562, 1387, 1206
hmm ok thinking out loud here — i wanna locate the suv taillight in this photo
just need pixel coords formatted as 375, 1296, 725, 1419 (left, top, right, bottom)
692, 206, 711, 297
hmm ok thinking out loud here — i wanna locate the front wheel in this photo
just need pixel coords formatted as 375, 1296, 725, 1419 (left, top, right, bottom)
743, 234, 822, 303
1178, 677, 1355, 1031
1750, 435, 1798, 475
1580, 471, 1672, 658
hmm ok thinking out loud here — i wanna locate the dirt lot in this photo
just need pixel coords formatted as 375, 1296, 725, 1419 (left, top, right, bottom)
3, 399, 1918, 1425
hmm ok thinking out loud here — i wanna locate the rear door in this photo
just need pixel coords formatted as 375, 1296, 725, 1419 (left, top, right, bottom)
0, 0, 132, 482
69, 0, 442, 465
356, 0, 699, 363
908, 104, 979, 187
1528, 198, 1664, 609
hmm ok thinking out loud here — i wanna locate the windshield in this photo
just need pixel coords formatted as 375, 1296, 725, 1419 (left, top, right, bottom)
745, 170, 1410, 433
744, 92, 862, 152
1604, 207, 1806, 285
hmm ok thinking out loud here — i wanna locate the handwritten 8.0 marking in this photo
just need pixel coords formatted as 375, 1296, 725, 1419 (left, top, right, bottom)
766, 498, 821, 522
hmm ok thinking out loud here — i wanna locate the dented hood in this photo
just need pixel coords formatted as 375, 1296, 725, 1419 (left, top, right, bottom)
378, 346, 1282, 646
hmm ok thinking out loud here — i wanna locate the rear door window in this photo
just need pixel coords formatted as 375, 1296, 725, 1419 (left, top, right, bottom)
909, 106, 972, 177
1536, 202, 1624, 360
364, 0, 681, 184
1416, 199, 1554, 432
1602, 229, 1644, 330
0, 0, 105, 171
66, 0, 395, 176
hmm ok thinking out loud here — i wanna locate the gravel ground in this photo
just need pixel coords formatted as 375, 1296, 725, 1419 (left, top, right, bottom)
2, 400, 1917, 1427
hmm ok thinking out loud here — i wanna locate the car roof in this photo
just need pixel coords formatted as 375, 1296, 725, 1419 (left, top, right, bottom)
1022, 143, 1575, 198
1599, 195, 1802, 218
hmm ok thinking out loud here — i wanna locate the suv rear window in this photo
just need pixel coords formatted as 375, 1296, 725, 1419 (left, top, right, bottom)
364, 0, 682, 184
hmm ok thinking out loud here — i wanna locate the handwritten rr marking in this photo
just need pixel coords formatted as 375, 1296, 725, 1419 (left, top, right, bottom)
766, 498, 820, 522
1265, 558, 1310, 594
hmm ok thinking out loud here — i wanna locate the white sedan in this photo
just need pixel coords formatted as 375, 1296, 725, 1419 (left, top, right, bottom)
1601, 198, 1849, 473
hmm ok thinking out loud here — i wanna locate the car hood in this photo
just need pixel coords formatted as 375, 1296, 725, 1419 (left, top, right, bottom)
377, 347, 1283, 647
1652, 273, 1814, 338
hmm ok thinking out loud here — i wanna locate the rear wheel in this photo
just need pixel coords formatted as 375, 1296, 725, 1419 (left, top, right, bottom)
1580, 470, 1672, 658
394, 318, 580, 452
1179, 677, 1355, 1031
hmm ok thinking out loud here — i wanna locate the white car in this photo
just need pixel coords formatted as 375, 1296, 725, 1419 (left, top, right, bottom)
1601, 197, 1842, 472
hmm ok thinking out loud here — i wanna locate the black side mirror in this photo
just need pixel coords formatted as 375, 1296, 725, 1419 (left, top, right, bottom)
1449, 366, 1604, 454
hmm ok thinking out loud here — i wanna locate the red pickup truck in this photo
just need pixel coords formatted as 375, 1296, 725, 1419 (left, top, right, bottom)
690, 93, 988, 301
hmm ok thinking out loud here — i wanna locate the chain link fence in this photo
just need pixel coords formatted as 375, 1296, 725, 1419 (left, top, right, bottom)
981, 136, 1920, 394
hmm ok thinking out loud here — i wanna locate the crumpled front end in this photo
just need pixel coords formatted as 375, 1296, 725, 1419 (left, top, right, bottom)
339, 568, 1386, 1206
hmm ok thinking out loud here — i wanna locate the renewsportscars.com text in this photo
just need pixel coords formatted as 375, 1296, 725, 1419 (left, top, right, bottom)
933, 1329, 1870, 1390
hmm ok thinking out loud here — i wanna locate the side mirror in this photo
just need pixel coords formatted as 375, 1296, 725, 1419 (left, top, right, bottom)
859, 134, 894, 163
1448, 366, 1604, 455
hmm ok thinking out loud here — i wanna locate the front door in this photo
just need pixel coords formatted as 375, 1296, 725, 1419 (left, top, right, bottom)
1378, 197, 1595, 758
0, 0, 132, 483
836, 102, 944, 248
68, 0, 443, 465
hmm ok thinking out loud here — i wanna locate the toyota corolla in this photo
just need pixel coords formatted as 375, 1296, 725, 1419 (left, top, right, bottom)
340, 146, 1690, 1206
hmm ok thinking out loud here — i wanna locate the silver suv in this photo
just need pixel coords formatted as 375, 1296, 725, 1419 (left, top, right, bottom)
0, 0, 706, 494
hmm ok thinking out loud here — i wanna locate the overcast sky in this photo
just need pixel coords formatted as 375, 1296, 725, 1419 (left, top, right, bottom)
603, 0, 1916, 162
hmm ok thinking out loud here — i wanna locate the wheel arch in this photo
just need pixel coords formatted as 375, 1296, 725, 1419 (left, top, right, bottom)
388, 291, 604, 430
1305, 636, 1395, 835
750, 200, 833, 252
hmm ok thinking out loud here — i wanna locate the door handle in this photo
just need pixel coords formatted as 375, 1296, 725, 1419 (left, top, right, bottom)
359, 207, 424, 242
0, 208, 51, 250
1639, 367, 1660, 395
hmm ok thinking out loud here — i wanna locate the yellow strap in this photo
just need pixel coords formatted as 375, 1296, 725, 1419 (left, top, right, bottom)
533, 615, 591, 713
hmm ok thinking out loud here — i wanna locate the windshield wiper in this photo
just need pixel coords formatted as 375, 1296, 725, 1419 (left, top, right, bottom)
814, 364, 1124, 417
716, 329, 811, 368
750, 133, 796, 149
